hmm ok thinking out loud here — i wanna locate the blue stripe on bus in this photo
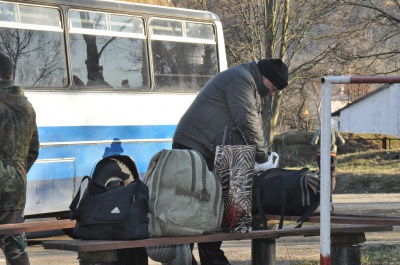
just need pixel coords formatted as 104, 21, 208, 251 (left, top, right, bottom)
38, 125, 177, 142
28, 125, 178, 182
29, 136, 173, 181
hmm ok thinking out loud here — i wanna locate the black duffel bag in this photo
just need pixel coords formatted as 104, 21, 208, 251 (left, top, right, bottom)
252, 168, 320, 229
70, 176, 150, 240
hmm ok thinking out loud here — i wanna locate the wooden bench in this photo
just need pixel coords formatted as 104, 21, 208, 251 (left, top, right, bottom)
41, 224, 393, 265
0, 219, 76, 235
1, 212, 396, 236
1, 214, 398, 264
251, 213, 400, 264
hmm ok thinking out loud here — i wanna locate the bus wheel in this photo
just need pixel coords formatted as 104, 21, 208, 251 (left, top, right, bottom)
93, 158, 134, 187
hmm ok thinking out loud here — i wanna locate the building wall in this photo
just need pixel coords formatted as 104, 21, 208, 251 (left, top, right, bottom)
340, 84, 400, 137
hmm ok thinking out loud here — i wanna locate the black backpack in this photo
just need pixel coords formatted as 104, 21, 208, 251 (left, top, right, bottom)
70, 177, 150, 240
252, 168, 320, 229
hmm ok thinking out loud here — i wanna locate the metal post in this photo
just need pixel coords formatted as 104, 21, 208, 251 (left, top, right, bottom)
251, 225, 276, 265
382, 137, 387, 149
251, 238, 276, 265
319, 75, 400, 265
331, 233, 366, 265
320, 78, 334, 265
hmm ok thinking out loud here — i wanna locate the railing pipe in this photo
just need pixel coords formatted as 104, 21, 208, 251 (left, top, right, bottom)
320, 75, 400, 265
321, 76, 400, 84
320, 80, 332, 265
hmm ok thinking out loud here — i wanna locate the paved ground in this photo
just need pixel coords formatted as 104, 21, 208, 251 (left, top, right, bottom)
0, 193, 399, 265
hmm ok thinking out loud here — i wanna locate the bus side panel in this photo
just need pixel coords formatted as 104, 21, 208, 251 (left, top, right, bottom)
118, 142, 173, 177
73, 139, 174, 179
25, 147, 75, 215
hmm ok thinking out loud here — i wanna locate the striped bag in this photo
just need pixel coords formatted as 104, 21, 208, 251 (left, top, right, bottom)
214, 127, 256, 233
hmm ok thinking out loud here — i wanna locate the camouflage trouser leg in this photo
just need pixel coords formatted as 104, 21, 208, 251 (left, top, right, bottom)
317, 155, 337, 192
0, 210, 30, 265
330, 156, 338, 191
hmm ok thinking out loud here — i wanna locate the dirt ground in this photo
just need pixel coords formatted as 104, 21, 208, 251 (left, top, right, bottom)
335, 174, 400, 194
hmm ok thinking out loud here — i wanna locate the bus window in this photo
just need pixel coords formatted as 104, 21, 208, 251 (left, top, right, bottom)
110, 15, 144, 34
69, 10, 149, 89
19, 5, 60, 27
186, 22, 214, 40
150, 18, 218, 91
69, 10, 107, 30
151, 19, 183, 37
0, 2, 67, 88
0, 2, 15, 22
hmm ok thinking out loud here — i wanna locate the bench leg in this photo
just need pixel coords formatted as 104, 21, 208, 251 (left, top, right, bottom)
78, 250, 118, 265
331, 233, 366, 265
251, 238, 276, 265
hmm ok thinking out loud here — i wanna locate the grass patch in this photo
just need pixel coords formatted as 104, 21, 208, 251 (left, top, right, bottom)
339, 150, 399, 173
361, 245, 400, 264
273, 131, 399, 168
276, 245, 400, 264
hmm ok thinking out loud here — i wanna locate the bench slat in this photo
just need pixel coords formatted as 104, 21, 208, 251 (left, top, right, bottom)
258, 213, 400, 226
0, 220, 76, 235
2, 212, 398, 236
42, 224, 393, 253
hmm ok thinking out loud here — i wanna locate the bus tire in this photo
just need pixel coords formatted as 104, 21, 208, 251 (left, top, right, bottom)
93, 158, 134, 187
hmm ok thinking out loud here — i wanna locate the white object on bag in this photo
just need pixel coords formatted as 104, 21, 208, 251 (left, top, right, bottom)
254, 152, 279, 172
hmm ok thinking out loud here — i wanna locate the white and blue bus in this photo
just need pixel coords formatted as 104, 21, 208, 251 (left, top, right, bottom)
0, 0, 227, 218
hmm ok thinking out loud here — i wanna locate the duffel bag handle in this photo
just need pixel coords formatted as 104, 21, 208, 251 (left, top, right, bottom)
70, 176, 91, 220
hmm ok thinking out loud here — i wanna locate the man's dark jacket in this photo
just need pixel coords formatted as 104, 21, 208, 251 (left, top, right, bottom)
173, 61, 269, 163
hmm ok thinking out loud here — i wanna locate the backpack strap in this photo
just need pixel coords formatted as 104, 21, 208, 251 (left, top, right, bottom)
176, 150, 211, 201
277, 168, 309, 229
149, 150, 171, 235
254, 187, 268, 230
295, 193, 320, 228
278, 190, 287, 229
69, 176, 91, 220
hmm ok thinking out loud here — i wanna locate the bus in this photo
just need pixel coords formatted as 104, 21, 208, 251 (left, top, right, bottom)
0, 0, 227, 218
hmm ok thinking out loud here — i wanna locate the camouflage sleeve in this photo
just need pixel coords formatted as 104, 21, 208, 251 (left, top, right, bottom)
27, 120, 39, 173
311, 130, 320, 145
336, 131, 346, 146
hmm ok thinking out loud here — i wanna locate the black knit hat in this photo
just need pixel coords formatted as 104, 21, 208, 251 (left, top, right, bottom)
257, 59, 288, 90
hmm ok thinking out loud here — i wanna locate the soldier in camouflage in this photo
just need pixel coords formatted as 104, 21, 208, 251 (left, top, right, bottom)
0, 53, 39, 265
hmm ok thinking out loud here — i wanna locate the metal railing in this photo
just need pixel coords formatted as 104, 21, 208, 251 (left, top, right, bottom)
320, 76, 400, 265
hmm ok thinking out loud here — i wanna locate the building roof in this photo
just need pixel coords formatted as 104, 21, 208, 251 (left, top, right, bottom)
331, 84, 390, 116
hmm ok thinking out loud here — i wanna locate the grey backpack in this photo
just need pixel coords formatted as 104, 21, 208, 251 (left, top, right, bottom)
143, 149, 223, 237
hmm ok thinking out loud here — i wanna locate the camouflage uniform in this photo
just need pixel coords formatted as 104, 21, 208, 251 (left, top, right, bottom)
0, 80, 39, 265
311, 128, 346, 191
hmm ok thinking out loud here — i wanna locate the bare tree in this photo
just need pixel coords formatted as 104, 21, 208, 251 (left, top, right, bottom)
0, 28, 65, 86
332, 1, 400, 75
125, 0, 400, 137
